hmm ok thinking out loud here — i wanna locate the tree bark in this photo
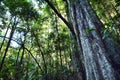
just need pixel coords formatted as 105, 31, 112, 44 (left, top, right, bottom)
67, 0, 117, 80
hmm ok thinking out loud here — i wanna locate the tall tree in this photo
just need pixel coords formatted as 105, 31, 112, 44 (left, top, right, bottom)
67, 0, 120, 80
45, 0, 120, 80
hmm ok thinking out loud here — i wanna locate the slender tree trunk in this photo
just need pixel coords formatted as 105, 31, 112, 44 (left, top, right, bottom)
0, 21, 11, 52
25, 47, 43, 73
32, 32, 47, 78
0, 17, 18, 71
67, 0, 118, 80
54, 15, 63, 69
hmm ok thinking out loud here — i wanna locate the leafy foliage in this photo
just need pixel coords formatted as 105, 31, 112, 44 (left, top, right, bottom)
90, 0, 120, 43
0, 0, 120, 80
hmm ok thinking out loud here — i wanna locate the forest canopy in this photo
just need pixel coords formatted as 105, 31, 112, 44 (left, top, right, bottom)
0, 0, 120, 80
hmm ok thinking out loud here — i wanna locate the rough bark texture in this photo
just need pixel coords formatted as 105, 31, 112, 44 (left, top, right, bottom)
68, 0, 117, 80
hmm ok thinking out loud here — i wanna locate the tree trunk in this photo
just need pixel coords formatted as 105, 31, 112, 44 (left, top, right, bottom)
67, 0, 117, 80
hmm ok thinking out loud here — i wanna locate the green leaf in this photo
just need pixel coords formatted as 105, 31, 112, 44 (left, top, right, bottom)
85, 28, 95, 34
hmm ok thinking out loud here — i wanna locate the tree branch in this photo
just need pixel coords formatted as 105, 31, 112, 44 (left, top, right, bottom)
0, 36, 44, 73
44, 0, 75, 36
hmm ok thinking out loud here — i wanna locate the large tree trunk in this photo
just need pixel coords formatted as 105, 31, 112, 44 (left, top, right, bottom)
67, 0, 119, 80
